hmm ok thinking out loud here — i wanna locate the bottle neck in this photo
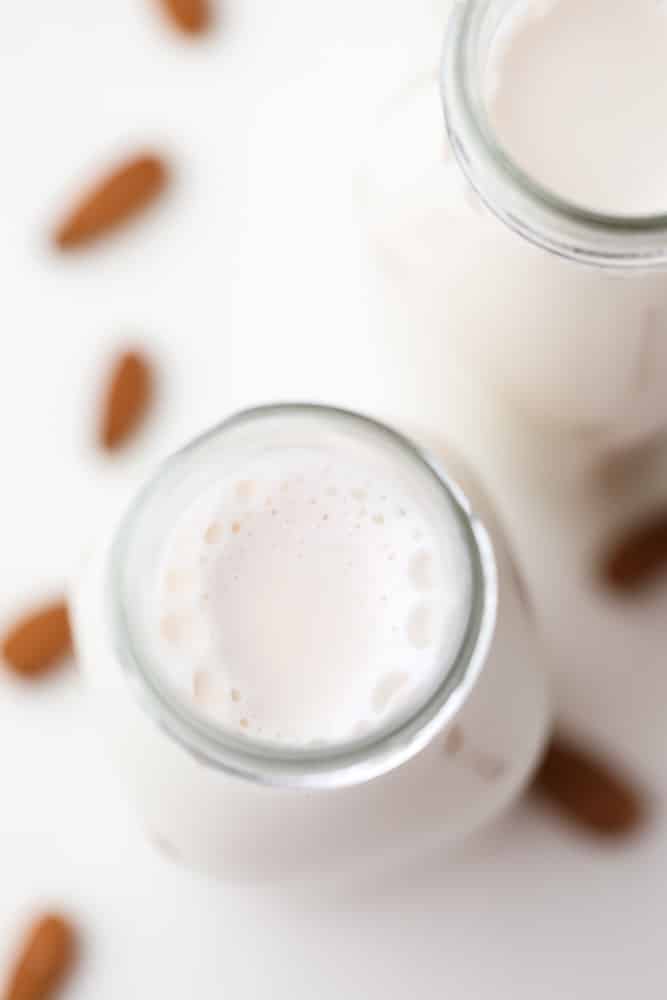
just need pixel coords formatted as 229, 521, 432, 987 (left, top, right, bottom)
441, 0, 667, 270
109, 404, 498, 789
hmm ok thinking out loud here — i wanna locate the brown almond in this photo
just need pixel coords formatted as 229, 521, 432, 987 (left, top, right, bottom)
600, 508, 667, 593
158, 0, 211, 35
4, 914, 76, 1000
100, 350, 154, 451
2, 602, 72, 679
54, 154, 168, 250
533, 736, 646, 838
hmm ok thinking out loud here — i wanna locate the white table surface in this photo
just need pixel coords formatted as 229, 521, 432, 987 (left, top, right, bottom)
2, 1, 667, 997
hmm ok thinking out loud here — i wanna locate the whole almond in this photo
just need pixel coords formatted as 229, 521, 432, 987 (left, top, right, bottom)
4, 914, 76, 1000
54, 154, 168, 250
600, 509, 667, 592
100, 350, 154, 451
158, 0, 211, 34
2, 602, 72, 679
533, 736, 646, 837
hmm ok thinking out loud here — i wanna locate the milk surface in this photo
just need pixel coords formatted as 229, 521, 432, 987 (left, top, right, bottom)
487, 0, 667, 215
153, 446, 473, 747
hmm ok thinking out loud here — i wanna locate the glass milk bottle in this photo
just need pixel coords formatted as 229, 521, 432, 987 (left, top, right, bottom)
364, 0, 667, 451
70, 404, 549, 885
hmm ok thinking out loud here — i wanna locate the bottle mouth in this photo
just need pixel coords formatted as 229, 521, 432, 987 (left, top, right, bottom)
441, 0, 667, 269
108, 403, 498, 790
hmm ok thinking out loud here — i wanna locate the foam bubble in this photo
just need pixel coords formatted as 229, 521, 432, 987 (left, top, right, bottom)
193, 670, 214, 703
165, 568, 192, 593
406, 603, 433, 650
235, 480, 255, 503
409, 549, 433, 592
161, 614, 185, 644
205, 522, 223, 544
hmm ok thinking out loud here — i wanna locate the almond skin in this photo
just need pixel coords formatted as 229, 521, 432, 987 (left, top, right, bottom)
4, 914, 76, 1000
54, 154, 168, 250
600, 509, 667, 593
158, 0, 211, 34
100, 350, 154, 451
533, 737, 646, 838
2, 602, 72, 679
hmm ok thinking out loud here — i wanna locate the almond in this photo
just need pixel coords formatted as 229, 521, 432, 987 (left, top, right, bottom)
600, 509, 667, 592
4, 914, 76, 1000
158, 0, 211, 34
533, 736, 646, 837
54, 154, 168, 250
2, 602, 72, 679
100, 350, 154, 451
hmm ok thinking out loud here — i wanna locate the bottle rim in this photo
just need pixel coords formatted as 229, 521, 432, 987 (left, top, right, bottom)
441, 0, 667, 269
108, 403, 498, 790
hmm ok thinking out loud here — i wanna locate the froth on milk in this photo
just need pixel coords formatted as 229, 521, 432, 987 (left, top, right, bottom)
154, 446, 472, 747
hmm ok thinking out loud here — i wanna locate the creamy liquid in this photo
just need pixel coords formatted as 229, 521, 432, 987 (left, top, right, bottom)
487, 0, 667, 215
153, 447, 472, 747
363, 7, 667, 442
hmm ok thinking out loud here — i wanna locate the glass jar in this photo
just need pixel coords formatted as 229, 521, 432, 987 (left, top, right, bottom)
70, 404, 549, 885
363, 0, 667, 450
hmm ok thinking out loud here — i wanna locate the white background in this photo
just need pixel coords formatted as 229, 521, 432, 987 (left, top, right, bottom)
1, 1, 667, 996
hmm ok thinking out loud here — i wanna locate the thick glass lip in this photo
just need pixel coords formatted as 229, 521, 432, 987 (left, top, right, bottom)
441, 0, 667, 269
108, 403, 498, 791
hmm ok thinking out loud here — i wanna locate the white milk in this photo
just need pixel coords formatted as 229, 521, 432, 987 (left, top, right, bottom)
153, 447, 471, 748
71, 405, 549, 885
487, 0, 667, 216
364, 0, 667, 447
